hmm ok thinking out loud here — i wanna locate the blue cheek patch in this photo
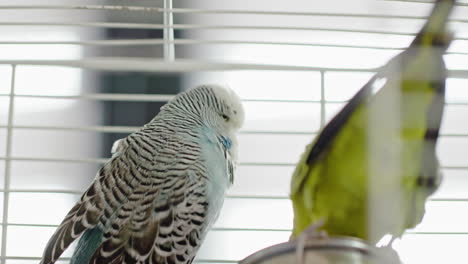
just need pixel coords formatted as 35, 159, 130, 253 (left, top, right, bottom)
220, 136, 232, 150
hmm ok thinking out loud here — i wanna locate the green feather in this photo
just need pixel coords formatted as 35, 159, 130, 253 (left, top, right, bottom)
290, 0, 454, 244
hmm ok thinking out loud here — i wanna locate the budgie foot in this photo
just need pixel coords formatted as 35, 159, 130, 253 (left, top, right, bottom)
294, 219, 328, 264
375, 245, 402, 264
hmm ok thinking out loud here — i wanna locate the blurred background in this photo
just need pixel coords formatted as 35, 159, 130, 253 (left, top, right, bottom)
1, 0, 468, 263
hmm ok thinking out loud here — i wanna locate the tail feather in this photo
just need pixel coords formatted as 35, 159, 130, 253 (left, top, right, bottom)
40, 203, 83, 264
40, 184, 103, 264
410, 0, 454, 49
70, 227, 105, 264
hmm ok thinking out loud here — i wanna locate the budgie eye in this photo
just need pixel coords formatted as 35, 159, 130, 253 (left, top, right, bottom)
222, 114, 230, 122
416, 176, 438, 192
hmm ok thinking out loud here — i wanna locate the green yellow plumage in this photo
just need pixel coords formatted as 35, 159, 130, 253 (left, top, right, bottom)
290, 0, 454, 244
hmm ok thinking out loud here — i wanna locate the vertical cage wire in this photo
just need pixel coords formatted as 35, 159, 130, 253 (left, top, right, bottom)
319, 71, 326, 129
163, 0, 175, 61
1, 65, 15, 264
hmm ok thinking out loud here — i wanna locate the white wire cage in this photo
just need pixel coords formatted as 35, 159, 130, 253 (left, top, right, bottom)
1, 0, 468, 263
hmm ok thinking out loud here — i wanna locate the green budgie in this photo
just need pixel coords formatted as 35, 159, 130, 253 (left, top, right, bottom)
290, 0, 454, 245
40, 85, 244, 264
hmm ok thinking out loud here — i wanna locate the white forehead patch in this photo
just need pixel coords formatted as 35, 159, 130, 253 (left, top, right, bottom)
208, 84, 245, 129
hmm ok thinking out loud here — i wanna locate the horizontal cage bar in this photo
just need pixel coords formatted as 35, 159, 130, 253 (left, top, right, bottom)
0, 5, 464, 21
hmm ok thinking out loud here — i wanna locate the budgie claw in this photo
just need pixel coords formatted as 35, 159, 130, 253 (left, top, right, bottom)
294, 219, 328, 264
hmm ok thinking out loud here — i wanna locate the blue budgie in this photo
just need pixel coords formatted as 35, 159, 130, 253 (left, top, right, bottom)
40, 85, 245, 264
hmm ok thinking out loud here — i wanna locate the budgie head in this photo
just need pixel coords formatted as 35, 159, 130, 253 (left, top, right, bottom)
206, 84, 245, 132
160, 84, 244, 167
161, 84, 245, 133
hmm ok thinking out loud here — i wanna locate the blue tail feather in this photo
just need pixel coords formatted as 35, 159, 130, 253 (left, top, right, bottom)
70, 227, 104, 264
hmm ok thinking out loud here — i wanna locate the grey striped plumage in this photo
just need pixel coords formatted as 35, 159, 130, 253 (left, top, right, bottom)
40, 85, 244, 264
